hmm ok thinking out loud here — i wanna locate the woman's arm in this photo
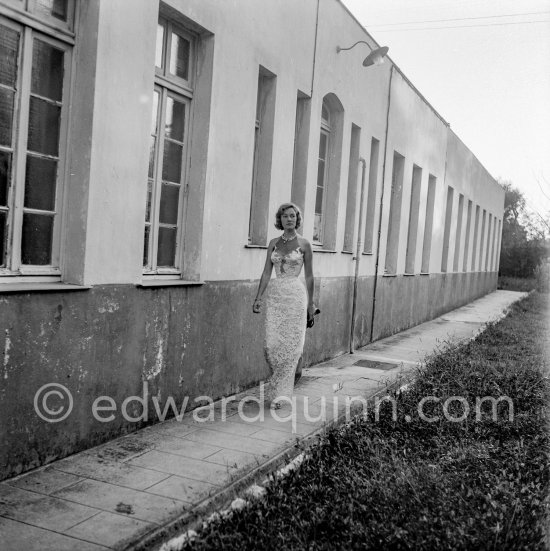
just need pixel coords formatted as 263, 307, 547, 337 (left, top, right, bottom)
301, 238, 315, 317
252, 239, 276, 313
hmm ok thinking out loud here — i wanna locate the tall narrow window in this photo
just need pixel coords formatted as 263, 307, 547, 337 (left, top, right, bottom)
441, 186, 454, 272
313, 94, 344, 249
420, 174, 436, 273
343, 124, 361, 252
384, 151, 405, 275
484, 213, 492, 271
495, 219, 502, 271
248, 66, 276, 245
0, 12, 73, 276
471, 205, 480, 270
453, 193, 464, 272
363, 138, 380, 254
478, 209, 486, 270
463, 199, 472, 272
405, 165, 422, 274
485, 214, 493, 271
144, 18, 194, 273
493, 217, 499, 270
290, 91, 311, 220
314, 103, 331, 244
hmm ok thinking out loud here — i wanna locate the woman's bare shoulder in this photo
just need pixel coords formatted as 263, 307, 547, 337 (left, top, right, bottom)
267, 237, 279, 250
298, 236, 312, 250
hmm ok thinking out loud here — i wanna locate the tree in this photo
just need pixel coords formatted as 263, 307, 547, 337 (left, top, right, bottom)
498, 180, 549, 278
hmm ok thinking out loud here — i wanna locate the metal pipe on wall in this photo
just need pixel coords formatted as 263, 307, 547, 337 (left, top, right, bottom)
369, 65, 394, 343
349, 157, 367, 353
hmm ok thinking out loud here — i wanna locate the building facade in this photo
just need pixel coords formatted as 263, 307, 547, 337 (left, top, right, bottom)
0, 0, 504, 480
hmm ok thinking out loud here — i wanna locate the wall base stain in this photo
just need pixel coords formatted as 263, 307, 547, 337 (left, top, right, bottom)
0, 271, 497, 480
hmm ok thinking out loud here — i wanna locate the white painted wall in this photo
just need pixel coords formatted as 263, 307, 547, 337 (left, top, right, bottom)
78, 0, 503, 285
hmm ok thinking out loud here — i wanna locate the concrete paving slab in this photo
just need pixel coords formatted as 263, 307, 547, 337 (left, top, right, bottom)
203, 448, 264, 469
181, 428, 282, 457
6, 466, 82, 495
0, 483, 98, 532
144, 476, 218, 504
128, 450, 237, 484
54, 453, 170, 491
0, 516, 109, 551
53, 478, 186, 524
64, 510, 155, 548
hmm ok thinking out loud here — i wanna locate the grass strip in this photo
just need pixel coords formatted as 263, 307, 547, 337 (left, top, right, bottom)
181, 292, 549, 550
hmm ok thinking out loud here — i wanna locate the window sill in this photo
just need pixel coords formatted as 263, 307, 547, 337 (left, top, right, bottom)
244, 244, 268, 249
0, 283, 91, 294
419, 272, 430, 275
312, 248, 337, 254
341, 250, 353, 255
382, 273, 398, 277
362, 252, 373, 256
403, 272, 416, 276
137, 279, 205, 288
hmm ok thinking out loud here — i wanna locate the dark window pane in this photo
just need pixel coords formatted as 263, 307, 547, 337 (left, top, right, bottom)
21, 212, 53, 265
155, 24, 164, 69
315, 186, 324, 214
151, 91, 159, 134
322, 104, 329, 124
161, 140, 182, 183
159, 183, 179, 225
169, 32, 190, 80
313, 213, 322, 242
35, 0, 68, 21
148, 137, 156, 178
32, 40, 64, 101
318, 132, 327, 159
0, 88, 14, 147
145, 180, 152, 222
24, 155, 57, 211
28, 97, 61, 156
317, 159, 325, 188
0, 26, 19, 87
0, 211, 6, 267
157, 226, 176, 267
143, 225, 150, 267
0, 151, 11, 207
165, 97, 185, 141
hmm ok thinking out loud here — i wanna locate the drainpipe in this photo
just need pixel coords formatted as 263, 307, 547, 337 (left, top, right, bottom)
369, 65, 394, 343
350, 157, 367, 353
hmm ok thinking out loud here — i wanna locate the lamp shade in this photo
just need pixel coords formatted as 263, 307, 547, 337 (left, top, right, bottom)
362, 46, 389, 67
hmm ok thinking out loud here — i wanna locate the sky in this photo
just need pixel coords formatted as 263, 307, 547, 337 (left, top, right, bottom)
341, 0, 550, 224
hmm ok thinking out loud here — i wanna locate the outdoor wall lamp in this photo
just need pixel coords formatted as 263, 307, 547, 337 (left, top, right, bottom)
336, 41, 389, 67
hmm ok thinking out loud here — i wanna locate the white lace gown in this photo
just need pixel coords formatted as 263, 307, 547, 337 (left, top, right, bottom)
264, 245, 307, 405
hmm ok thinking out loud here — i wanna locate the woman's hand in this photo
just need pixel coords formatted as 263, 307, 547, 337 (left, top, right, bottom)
307, 303, 316, 318
252, 298, 262, 313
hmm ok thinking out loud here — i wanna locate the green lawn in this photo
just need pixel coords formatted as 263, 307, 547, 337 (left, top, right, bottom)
181, 292, 549, 550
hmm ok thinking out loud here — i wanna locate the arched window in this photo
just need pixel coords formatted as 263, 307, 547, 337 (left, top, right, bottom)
314, 102, 331, 243
313, 94, 344, 248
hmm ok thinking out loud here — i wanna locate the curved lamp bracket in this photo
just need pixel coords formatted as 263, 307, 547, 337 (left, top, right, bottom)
336, 41, 389, 67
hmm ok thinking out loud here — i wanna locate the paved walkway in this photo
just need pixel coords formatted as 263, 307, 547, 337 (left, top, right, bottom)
0, 290, 526, 551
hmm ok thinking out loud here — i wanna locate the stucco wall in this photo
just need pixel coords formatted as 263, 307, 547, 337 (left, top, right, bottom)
0, 0, 505, 481
0, 269, 497, 481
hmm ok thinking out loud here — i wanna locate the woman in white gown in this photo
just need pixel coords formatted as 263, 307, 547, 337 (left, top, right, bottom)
252, 203, 315, 407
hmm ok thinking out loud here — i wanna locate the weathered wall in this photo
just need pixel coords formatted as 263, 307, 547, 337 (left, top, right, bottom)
0, 0, 504, 481
0, 269, 495, 480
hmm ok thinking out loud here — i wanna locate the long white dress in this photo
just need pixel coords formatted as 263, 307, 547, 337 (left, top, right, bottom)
264, 245, 307, 405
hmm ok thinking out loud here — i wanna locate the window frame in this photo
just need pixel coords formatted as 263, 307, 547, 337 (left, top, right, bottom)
314, 104, 331, 245
1, 0, 76, 34
143, 16, 195, 276
0, 13, 73, 279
